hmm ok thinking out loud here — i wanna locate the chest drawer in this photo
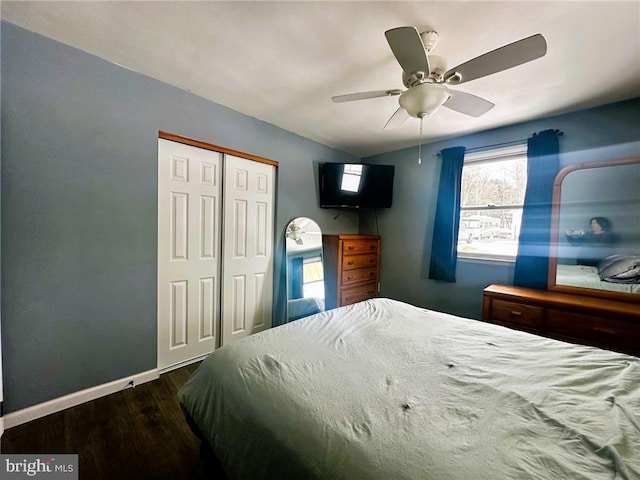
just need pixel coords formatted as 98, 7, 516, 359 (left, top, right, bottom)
546, 309, 640, 351
341, 267, 377, 286
342, 239, 379, 256
489, 299, 544, 328
482, 284, 640, 357
342, 253, 378, 270
340, 283, 378, 306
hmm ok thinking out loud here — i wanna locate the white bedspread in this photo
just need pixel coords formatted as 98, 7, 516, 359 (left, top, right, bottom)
178, 298, 640, 480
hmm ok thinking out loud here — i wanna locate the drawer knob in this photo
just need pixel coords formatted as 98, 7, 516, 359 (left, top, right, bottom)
348, 246, 355, 250
509, 310, 523, 317
347, 276, 353, 280
347, 261, 355, 265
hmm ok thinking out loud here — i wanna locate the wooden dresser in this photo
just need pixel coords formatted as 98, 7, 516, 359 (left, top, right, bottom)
482, 284, 640, 357
322, 234, 380, 309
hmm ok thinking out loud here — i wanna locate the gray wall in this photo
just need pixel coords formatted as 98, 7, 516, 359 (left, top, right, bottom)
0, 22, 360, 413
361, 98, 640, 319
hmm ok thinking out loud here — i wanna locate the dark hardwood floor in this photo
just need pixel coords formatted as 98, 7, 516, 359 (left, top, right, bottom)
2, 363, 227, 480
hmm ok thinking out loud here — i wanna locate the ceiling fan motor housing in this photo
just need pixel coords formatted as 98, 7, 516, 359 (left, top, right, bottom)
399, 83, 451, 118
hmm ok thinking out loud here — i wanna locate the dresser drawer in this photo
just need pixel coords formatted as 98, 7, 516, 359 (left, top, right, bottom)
340, 283, 378, 306
342, 239, 379, 256
546, 309, 640, 351
342, 253, 378, 270
341, 267, 377, 286
489, 299, 544, 328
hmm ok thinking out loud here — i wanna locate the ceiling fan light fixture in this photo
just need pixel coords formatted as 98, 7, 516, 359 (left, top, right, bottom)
399, 83, 451, 118
286, 224, 303, 243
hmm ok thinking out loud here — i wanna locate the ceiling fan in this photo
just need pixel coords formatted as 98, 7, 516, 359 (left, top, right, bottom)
332, 27, 548, 130
286, 218, 320, 246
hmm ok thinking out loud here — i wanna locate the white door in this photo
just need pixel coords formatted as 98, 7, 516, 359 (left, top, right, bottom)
158, 139, 222, 370
222, 155, 276, 345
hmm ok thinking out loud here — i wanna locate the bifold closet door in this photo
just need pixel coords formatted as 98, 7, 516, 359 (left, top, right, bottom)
157, 139, 222, 370
222, 155, 275, 345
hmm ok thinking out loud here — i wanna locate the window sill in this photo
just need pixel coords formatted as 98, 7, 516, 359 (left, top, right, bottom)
458, 253, 516, 264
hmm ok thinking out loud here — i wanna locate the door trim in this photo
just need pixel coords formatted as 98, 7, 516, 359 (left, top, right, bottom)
158, 131, 279, 167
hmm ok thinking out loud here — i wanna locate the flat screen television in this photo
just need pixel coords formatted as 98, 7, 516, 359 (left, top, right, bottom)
319, 163, 395, 209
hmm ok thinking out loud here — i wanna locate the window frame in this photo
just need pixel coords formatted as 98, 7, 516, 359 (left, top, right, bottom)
457, 143, 528, 263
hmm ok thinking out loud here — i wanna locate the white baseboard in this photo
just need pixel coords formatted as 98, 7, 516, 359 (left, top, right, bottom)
4, 369, 159, 430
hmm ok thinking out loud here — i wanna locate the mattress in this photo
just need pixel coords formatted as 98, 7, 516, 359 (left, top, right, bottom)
556, 264, 640, 294
178, 298, 640, 480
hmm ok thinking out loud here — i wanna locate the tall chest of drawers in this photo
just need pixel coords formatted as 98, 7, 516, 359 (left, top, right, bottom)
322, 234, 380, 310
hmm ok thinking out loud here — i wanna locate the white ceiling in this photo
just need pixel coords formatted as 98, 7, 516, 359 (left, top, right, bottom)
3, 1, 639, 157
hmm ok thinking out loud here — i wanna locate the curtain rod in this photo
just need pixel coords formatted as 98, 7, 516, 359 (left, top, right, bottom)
436, 139, 526, 157
436, 129, 564, 158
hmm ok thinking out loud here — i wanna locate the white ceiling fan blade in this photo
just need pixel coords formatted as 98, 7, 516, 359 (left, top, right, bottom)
444, 34, 547, 85
443, 90, 495, 117
384, 107, 411, 129
332, 89, 402, 103
385, 26, 430, 76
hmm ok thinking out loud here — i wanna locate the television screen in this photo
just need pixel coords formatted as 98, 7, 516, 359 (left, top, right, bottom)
319, 163, 395, 209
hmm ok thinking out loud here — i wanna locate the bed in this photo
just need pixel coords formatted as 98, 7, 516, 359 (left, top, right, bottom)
287, 296, 325, 321
556, 254, 640, 295
178, 298, 640, 480
556, 264, 640, 294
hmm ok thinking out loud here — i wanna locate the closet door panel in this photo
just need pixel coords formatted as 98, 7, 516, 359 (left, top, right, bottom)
222, 155, 275, 345
158, 139, 222, 370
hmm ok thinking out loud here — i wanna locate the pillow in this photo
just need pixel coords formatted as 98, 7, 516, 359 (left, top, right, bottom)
598, 255, 640, 284
597, 254, 628, 271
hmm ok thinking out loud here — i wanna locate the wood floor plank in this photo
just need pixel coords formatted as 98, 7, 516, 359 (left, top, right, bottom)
1, 363, 227, 480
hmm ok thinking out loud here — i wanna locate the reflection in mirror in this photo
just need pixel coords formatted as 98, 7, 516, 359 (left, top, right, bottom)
549, 157, 640, 300
285, 217, 326, 322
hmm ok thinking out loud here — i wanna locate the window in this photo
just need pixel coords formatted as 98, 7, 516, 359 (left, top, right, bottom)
457, 143, 528, 261
340, 164, 362, 192
302, 255, 324, 298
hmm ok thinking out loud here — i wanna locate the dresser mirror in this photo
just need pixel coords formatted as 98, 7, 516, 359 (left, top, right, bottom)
285, 217, 326, 322
548, 157, 640, 302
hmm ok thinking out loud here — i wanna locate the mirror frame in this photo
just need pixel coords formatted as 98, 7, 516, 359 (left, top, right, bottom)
284, 217, 325, 322
548, 156, 640, 303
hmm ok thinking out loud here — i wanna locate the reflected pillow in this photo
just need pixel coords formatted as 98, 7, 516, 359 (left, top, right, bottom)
597, 254, 640, 283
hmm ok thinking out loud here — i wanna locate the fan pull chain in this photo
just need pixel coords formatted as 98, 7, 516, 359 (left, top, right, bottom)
417, 114, 424, 165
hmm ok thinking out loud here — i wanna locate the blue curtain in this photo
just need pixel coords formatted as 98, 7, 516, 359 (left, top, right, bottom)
429, 146, 466, 282
288, 256, 304, 299
513, 129, 562, 289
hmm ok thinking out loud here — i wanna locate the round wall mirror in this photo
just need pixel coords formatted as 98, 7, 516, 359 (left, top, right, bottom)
285, 217, 325, 322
